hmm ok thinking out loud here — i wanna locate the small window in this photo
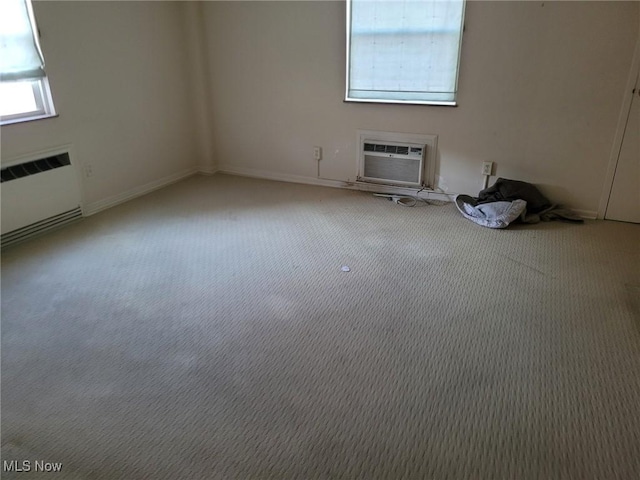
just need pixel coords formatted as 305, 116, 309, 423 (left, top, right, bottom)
0, 77, 55, 124
0, 0, 56, 125
346, 0, 466, 106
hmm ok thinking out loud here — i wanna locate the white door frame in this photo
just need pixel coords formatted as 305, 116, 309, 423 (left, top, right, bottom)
598, 34, 640, 219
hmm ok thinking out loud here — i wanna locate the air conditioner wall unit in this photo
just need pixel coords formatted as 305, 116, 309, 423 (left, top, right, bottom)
356, 130, 438, 189
360, 140, 425, 187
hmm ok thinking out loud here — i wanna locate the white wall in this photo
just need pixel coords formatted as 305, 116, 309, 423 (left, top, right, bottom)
0, 2, 200, 209
2, 1, 636, 216
203, 1, 639, 213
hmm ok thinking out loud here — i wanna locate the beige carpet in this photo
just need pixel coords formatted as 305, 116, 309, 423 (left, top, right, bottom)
2, 173, 639, 479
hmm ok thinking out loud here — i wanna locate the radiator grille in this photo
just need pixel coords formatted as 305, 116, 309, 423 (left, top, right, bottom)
1, 153, 71, 183
1, 207, 82, 249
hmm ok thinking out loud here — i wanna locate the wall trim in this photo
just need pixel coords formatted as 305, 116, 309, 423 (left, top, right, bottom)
214, 165, 455, 202
213, 165, 599, 218
184, 2, 216, 173
84, 168, 197, 216
572, 209, 598, 220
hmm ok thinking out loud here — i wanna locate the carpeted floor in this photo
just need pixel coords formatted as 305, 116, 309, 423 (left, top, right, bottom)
2, 173, 639, 479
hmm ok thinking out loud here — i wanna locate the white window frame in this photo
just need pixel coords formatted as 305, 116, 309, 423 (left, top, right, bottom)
345, 0, 466, 106
0, 0, 56, 125
0, 77, 56, 125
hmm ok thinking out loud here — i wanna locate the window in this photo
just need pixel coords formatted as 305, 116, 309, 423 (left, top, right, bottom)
0, 0, 56, 124
346, 0, 465, 106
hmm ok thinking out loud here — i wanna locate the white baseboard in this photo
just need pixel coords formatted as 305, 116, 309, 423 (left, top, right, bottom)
210, 166, 597, 218
214, 165, 344, 188
84, 167, 198, 216
572, 209, 598, 220
214, 165, 456, 202
197, 167, 217, 176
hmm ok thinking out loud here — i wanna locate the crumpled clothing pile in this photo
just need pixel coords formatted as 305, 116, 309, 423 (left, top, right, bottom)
455, 178, 583, 229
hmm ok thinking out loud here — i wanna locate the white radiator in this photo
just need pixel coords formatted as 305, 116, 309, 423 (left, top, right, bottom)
356, 130, 438, 189
1, 147, 83, 248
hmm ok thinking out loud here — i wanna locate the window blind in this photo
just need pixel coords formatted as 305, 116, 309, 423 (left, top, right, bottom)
0, 0, 45, 81
347, 0, 465, 105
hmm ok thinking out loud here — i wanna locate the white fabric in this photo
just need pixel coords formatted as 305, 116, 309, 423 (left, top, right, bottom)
0, 0, 45, 81
455, 195, 527, 229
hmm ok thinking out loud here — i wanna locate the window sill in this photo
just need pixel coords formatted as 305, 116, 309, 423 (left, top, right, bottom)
1, 113, 59, 127
345, 97, 457, 107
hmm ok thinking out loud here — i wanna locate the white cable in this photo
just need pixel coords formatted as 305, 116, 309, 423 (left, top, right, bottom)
373, 194, 418, 207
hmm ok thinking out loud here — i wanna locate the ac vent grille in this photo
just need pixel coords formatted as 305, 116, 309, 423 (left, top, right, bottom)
1, 207, 82, 249
1, 153, 71, 183
363, 143, 419, 156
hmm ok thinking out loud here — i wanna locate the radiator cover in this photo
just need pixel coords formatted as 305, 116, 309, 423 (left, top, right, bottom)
1, 148, 83, 247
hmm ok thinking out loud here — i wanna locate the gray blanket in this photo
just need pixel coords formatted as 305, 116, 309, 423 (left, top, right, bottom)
455, 179, 584, 229
478, 178, 551, 213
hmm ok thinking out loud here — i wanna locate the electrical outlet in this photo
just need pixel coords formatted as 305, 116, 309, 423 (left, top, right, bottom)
313, 146, 322, 161
482, 161, 493, 176
84, 164, 93, 178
